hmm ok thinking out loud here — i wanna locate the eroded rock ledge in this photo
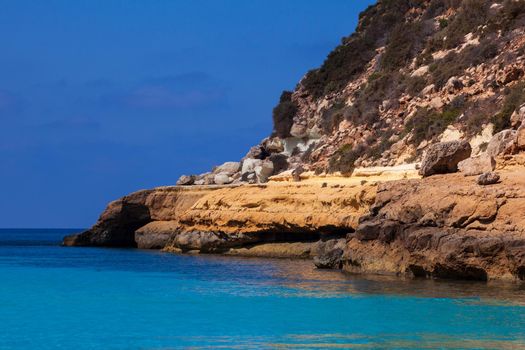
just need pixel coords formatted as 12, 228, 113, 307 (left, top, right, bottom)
63, 180, 376, 256
64, 157, 525, 281
347, 156, 525, 281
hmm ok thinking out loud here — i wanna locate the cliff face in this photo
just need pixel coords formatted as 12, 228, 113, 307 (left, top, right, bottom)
65, 0, 525, 281
65, 178, 380, 252
347, 156, 525, 281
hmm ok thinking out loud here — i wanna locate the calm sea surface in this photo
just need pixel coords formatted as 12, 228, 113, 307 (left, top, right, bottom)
0, 229, 524, 349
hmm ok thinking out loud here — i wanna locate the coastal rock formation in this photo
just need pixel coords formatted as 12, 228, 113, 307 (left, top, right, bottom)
64, 186, 217, 247
347, 156, 525, 281
65, 179, 377, 253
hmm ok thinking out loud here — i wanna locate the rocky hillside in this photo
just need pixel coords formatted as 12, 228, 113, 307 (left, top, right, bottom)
178, 0, 525, 186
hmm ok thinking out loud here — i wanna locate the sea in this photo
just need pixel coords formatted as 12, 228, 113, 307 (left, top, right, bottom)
0, 229, 524, 349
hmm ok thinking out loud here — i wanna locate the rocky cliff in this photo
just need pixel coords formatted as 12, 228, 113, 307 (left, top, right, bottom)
65, 0, 525, 281
176, 0, 525, 186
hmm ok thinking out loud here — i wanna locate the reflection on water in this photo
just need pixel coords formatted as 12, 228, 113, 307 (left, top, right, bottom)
186, 254, 525, 305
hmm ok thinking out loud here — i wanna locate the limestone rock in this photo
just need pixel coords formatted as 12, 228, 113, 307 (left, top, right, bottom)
214, 172, 233, 185
241, 158, 262, 176
176, 175, 195, 186
135, 221, 178, 249
496, 65, 524, 85
486, 129, 517, 157
213, 162, 240, 175
419, 140, 472, 177
458, 154, 496, 176
264, 137, 284, 153
477, 172, 500, 185
241, 172, 257, 184
254, 160, 274, 183
194, 173, 215, 186
347, 168, 525, 281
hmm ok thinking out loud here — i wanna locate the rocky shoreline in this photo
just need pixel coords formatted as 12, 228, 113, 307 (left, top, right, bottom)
64, 152, 525, 282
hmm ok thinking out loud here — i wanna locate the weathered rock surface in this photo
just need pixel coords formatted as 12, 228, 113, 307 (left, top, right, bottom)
213, 172, 233, 185
64, 186, 216, 247
458, 154, 496, 176
254, 160, 274, 183
213, 162, 240, 175
419, 141, 471, 177
64, 181, 375, 253
176, 175, 195, 186
313, 238, 346, 269
487, 130, 517, 158
349, 159, 525, 281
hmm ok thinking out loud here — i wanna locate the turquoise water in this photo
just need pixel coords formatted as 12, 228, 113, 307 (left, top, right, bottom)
1, 229, 525, 349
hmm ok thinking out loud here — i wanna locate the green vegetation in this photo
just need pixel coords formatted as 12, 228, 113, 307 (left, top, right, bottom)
491, 81, 525, 133
381, 21, 423, 71
328, 144, 361, 174
430, 39, 499, 89
272, 91, 297, 138
320, 100, 346, 133
405, 75, 428, 96
301, 0, 418, 98
364, 129, 395, 160
463, 96, 500, 136
406, 104, 462, 145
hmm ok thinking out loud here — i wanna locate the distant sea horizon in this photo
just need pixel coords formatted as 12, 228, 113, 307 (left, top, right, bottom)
1, 228, 525, 349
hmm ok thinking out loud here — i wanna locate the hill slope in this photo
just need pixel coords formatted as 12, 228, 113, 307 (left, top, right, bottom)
180, 0, 525, 185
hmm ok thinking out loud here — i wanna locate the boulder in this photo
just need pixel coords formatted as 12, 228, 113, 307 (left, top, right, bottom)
458, 154, 496, 176
264, 137, 284, 153
419, 140, 472, 177
241, 158, 262, 176
194, 173, 215, 186
254, 160, 274, 183
477, 172, 500, 186
313, 239, 346, 269
176, 175, 195, 186
213, 161, 240, 175
214, 172, 233, 185
445, 76, 463, 93
486, 129, 517, 157
245, 145, 268, 160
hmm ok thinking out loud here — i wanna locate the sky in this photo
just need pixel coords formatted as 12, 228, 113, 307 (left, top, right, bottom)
0, 0, 376, 228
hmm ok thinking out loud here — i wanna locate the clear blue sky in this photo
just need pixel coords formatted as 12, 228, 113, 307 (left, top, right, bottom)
0, 0, 375, 228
